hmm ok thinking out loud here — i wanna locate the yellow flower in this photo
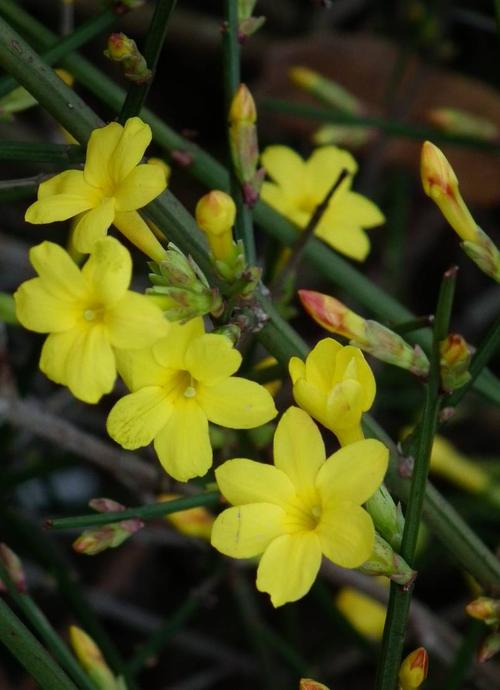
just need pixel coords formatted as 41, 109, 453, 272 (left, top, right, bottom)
261, 145, 384, 261
107, 318, 277, 481
69, 626, 117, 690
25, 117, 167, 261
211, 407, 388, 607
14, 238, 167, 403
335, 584, 387, 641
289, 338, 375, 446
158, 493, 214, 540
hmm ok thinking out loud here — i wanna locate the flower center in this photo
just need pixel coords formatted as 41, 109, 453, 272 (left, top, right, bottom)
164, 370, 197, 400
297, 194, 320, 214
82, 305, 104, 323
284, 492, 323, 533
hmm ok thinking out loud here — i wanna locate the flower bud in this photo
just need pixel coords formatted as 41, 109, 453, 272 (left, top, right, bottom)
426, 108, 498, 142
69, 626, 118, 690
89, 497, 125, 513
55, 69, 74, 88
73, 519, 143, 555
420, 141, 478, 243
466, 597, 500, 625
399, 647, 429, 690
439, 333, 474, 392
196, 191, 238, 263
229, 84, 257, 125
0, 544, 26, 593
430, 436, 489, 494
289, 66, 361, 114
365, 485, 404, 551
358, 533, 416, 587
238, 1, 265, 39
300, 679, 331, 690
335, 584, 387, 641
104, 33, 151, 84
299, 290, 430, 377
461, 227, 500, 283
478, 632, 500, 663
158, 493, 214, 541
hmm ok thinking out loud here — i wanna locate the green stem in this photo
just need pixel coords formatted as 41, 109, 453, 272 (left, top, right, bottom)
222, 0, 257, 264
0, 561, 98, 690
0, 598, 78, 690
444, 618, 485, 690
0, 142, 83, 162
261, 98, 500, 153
48, 492, 220, 530
375, 268, 457, 690
119, 0, 177, 122
0, 8, 116, 100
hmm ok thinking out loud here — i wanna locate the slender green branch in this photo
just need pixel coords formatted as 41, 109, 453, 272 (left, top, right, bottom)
222, 0, 257, 264
0, 142, 83, 162
445, 619, 485, 690
0, 8, 116, 100
0, 598, 78, 690
375, 267, 457, 690
47, 492, 220, 530
261, 98, 500, 153
119, 0, 177, 122
0, 561, 98, 690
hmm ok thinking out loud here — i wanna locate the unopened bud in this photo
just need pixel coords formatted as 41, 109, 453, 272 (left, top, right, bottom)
421, 141, 478, 243
289, 66, 361, 114
426, 108, 498, 142
478, 632, 500, 663
312, 123, 373, 148
89, 498, 125, 513
55, 68, 74, 88
300, 680, 331, 690
229, 84, 257, 124
69, 626, 118, 690
358, 533, 416, 586
299, 290, 430, 377
0, 544, 26, 593
238, 0, 265, 39
158, 493, 214, 541
439, 333, 474, 392
461, 227, 500, 283
335, 584, 387, 641
104, 33, 151, 84
466, 597, 500, 625
73, 519, 143, 555
365, 485, 404, 551
399, 647, 429, 690
430, 436, 489, 494
196, 191, 240, 267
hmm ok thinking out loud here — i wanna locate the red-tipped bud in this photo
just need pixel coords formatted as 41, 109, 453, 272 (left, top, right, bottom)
300, 679, 331, 690
478, 632, 500, 663
466, 597, 500, 625
399, 647, 429, 690
439, 333, 474, 392
0, 543, 26, 593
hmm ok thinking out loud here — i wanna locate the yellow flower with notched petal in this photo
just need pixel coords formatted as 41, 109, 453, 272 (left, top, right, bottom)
289, 338, 375, 446
211, 407, 388, 607
261, 145, 384, 261
25, 117, 167, 261
14, 238, 167, 404
106, 318, 277, 482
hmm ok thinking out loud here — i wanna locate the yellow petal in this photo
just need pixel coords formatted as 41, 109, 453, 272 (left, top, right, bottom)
106, 386, 172, 449
304, 146, 357, 200
288, 356, 305, 384
215, 459, 294, 506
84, 121, 123, 190
333, 190, 385, 228
40, 325, 116, 403
114, 164, 166, 212
305, 338, 343, 392
261, 146, 305, 198
334, 346, 375, 410
110, 117, 152, 184
37, 169, 98, 200
29, 241, 85, 300
256, 532, 322, 607
184, 334, 241, 385
273, 407, 325, 492
72, 198, 115, 253
292, 378, 328, 428
115, 345, 169, 392
25, 195, 94, 224
197, 377, 277, 428
153, 400, 211, 481
316, 439, 388, 505
211, 504, 285, 558
325, 379, 364, 433
113, 210, 167, 262
315, 216, 371, 261
81, 236, 131, 306
335, 588, 386, 641
317, 502, 374, 568
260, 181, 294, 217
107, 292, 168, 349
15, 278, 77, 333
153, 318, 205, 369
